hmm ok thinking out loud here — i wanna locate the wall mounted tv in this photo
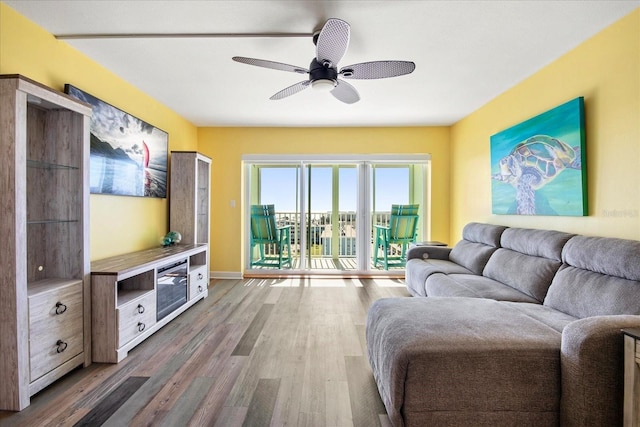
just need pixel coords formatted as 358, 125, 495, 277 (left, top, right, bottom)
65, 84, 168, 198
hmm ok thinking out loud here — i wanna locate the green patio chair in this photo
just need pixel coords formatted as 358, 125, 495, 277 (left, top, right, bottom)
373, 204, 419, 270
250, 204, 292, 268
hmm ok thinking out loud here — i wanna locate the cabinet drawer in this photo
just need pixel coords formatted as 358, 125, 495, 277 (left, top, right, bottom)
189, 266, 208, 299
117, 292, 156, 348
28, 281, 83, 381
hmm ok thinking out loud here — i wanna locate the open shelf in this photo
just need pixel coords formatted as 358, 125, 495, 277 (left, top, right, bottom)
116, 269, 154, 308
27, 278, 83, 297
189, 251, 207, 269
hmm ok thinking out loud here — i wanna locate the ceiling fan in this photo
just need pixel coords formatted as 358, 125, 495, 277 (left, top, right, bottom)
232, 18, 415, 104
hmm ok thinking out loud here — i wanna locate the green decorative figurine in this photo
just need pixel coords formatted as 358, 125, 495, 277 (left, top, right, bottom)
161, 231, 182, 247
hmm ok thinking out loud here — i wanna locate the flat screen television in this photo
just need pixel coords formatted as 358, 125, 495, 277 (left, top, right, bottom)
65, 84, 168, 198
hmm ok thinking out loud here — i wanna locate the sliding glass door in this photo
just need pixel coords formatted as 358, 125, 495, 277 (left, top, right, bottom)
251, 165, 302, 265
305, 164, 358, 270
370, 164, 426, 270
244, 155, 430, 274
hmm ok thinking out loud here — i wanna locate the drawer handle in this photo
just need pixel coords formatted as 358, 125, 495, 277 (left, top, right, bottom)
197, 273, 203, 280
55, 302, 67, 315
137, 304, 145, 314
198, 285, 203, 293
56, 340, 68, 353
138, 322, 146, 332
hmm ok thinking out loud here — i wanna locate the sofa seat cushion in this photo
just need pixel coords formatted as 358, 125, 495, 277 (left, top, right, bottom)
425, 273, 541, 303
405, 259, 472, 297
500, 301, 577, 333
366, 297, 562, 427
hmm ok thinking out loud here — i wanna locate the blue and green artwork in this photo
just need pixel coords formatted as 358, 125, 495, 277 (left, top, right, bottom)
490, 97, 587, 216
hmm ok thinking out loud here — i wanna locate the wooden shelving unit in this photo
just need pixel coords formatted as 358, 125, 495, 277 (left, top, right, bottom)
0, 75, 92, 411
170, 151, 211, 275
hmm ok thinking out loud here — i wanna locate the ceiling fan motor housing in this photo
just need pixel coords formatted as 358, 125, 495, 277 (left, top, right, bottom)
309, 58, 337, 86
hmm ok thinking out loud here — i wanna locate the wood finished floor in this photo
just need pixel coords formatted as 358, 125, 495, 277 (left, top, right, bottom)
0, 277, 410, 427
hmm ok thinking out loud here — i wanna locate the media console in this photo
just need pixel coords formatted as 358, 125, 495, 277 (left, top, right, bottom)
90, 244, 208, 363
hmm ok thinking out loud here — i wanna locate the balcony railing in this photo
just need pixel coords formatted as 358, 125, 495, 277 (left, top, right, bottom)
251, 211, 406, 270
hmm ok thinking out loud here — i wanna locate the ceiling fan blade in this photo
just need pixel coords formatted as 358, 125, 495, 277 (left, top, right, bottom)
331, 79, 360, 104
339, 61, 416, 79
270, 80, 311, 100
316, 18, 350, 67
232, 56, 309, 74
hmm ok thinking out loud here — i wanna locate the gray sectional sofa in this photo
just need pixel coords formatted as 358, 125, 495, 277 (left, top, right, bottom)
366, 222, 640, 426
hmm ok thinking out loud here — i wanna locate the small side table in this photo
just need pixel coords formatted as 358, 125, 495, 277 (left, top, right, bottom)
623, 328, 640, 426
411, 241, 447, 247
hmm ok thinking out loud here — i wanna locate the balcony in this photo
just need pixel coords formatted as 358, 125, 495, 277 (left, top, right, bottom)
251, 211, 406, 271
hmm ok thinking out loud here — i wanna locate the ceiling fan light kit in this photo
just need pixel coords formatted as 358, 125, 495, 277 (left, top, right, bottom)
311, 79, 336, 92
232, 18, 415, 104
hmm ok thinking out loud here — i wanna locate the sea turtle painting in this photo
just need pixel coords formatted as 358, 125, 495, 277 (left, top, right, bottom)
491, 135, 581, 215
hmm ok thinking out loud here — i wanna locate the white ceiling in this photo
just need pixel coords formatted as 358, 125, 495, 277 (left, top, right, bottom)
6, 1, 639, 127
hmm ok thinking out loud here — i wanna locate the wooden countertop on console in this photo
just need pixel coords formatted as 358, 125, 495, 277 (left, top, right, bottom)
91, 244, 207, 277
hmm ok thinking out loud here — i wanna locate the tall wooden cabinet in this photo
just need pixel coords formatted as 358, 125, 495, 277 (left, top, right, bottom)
169, 151, 211, 276
0, 75, 91, 411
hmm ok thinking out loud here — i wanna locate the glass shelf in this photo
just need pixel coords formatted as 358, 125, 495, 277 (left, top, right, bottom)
27, 219, 79, 225
27, 159, 79, 170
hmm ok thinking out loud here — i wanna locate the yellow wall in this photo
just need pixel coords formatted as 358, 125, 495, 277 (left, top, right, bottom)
0, 3, 199, 260
450, 9, 640, 242
197, 127, 450, 273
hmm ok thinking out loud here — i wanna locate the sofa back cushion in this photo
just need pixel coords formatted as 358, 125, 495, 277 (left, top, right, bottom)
482, 228, 574, 302
499, 227, 573, 261
544, 235, 640, 318
449, 223, 507, 275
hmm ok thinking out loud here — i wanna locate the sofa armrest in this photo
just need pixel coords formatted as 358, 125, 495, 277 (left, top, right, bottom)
407, 245, 452, 261
560, 315, 640, 426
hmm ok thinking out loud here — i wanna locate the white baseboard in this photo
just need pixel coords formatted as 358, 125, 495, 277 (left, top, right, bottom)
210, 271, 243, 280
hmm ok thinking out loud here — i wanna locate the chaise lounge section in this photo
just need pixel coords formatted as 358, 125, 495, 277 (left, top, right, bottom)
366, 223, 640, 426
